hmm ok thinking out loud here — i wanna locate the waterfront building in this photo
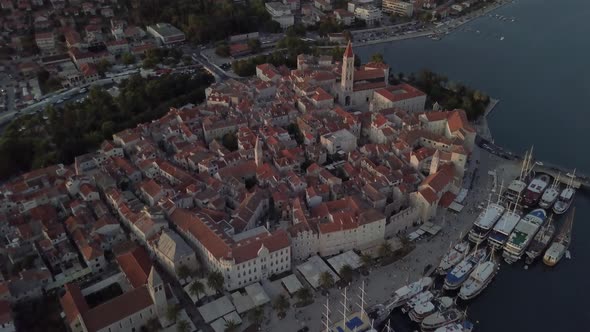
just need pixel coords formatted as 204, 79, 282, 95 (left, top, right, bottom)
382, 0, 414, 16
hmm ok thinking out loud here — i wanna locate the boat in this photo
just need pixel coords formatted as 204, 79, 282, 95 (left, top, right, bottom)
544, 208, 575, 266
525, 214, 556, 264
444, 248, 488, 290
401, 290, 434, 314
500, 36, 505, 40
458, 260, 498, 300
436, 241, 471, 275
434, 321, 475, 332
522, 174, 551, 207
539, 175, 560, 208
467, 192, 505, 244
421, 308, 465, 331
553, 171, 576, 215
409, 296, 454, 323
487, 202, 522, 250
502, 208, 547, 264
368, 277, 433, 326
504, 148, 534, 203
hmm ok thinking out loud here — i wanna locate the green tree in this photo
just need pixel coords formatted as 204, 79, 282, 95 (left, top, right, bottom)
189, 280, 205, 300
319, 271, 334, 289
122, 52, 136, 65
248, 306, 264, 326
96, 59, 112, 75
216, 44, 231, 57
360, 253, 373, 268
370, 53, 384, 63
207, 270, 225, 294
142, 317, 161, 332
339, 264, 354, 283
166, 304, 181, 323
378, 241, 393, 258
247, 38, 262, 53
222, 132, 238, 151
273, 294, 290, 317
224, 319, 239, 332
176, 320, 190, 332
177, 264, 192, 281
295, 287, 313, 305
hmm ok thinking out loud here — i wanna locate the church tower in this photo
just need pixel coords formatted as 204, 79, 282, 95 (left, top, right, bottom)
341, 41, 354, 93
147, 267, 168, 323
254, 136, 263, 167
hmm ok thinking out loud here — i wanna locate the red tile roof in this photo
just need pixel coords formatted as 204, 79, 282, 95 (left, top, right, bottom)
232, 229, 290, 264
419, 187, 438, 204
60, 283, 89, 325
344, 41, 354, 58
374, 83, 426, 102
116, 246, 152, 288
0, 300, 12, 325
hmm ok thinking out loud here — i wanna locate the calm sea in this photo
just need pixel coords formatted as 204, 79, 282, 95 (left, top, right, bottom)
357, 0, 590, 330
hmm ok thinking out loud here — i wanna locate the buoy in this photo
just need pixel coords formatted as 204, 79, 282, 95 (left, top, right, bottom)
524, 265, 529, 270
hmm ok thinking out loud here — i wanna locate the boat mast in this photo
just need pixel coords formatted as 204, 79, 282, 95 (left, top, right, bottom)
323, 297, 332, 332
340, 287, 348, 330
497, 180, 504, 203
357, 280, 367, 321
519, 149, 529, 180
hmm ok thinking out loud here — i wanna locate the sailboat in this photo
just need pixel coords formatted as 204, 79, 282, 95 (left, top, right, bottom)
504, 147, 534, 203
468, 185, 505, 244
488, 194, 523, 250
459, 251, 499, 300
544, 208, 575, 266
437, 235, 471, 275
553, 170, 576, 215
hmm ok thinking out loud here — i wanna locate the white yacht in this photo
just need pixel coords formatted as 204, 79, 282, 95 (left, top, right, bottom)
436, 241, 471, 275
459, 260, 498, 300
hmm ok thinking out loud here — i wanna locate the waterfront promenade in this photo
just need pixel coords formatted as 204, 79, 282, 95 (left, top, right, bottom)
261, 150, 518, 331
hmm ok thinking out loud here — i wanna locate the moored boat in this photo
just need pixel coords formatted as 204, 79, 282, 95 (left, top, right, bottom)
434, 321, 475, 332
401, 290, 434, 314
487, 203, 522, 250
458, 260, 498, 300
409, 297, 454, 323
503, 208, 547, 264
421, 308, 465, 331
525, 214, 556, 264
389, 277, 433, 309
522, 174, 551, 207
504, 148, 534, 203
437, 241, 471, 275
553, 171, 576, 215
444, 248, 488, 290
467, 200, 505, 244
544, 208, 575, 266
539, 175, 560, 209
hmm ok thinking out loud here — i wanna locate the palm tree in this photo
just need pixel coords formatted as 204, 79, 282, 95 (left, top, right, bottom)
248, 306, 264, 326
177, 265, 192, 282
166, 304, 181, 323
319, 271, 334, 290
224, 319, 239, 332
176, 320, 190, 332
339, 264, 353, 283
295, 287, 312, 305
142, 318, 161, 332
378, 241, 393, 258
207, 270, 225, 294
189, 280, 205, 301
273, 294, 290, 317
360, 253, 373, 268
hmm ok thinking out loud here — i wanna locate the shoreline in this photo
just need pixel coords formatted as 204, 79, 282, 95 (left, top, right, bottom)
355, 0, 511, 48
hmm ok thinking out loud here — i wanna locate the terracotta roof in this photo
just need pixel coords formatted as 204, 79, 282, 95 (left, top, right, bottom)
116, 246, 152, 288
419, 187, 438, 204
374, 83, 425, 102
83, 286, 153, 332
232, 229, 290, 264
0, 300, 12, 325
421, 164, 455, 193
344, 41, 354, 58
169, 209, 231, 260
447, 109, 474, 133
60, 283, 89, 325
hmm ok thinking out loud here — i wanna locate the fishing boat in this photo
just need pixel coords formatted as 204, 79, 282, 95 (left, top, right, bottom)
467, 191, 505, 244
553, 171, 576, 215
436, 241, 471, 275
544, 208, 575, 266
409, 297, 454, 323
421, 308, 465, 331
401, 290, 434, 314
525, 214, 556, 264
444, 248, 488, 290
539, 175, 560, 209
487, 202, 522, 250
503, 208, 547, 264
522, 174, 551, 207
458, 259, 498, 300
434, 321, 475, 332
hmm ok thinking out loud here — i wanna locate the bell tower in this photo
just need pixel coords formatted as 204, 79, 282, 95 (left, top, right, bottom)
341, 41, 355, 93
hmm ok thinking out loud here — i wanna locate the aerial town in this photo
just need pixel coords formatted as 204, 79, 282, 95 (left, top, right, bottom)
3, 0, 578, 332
